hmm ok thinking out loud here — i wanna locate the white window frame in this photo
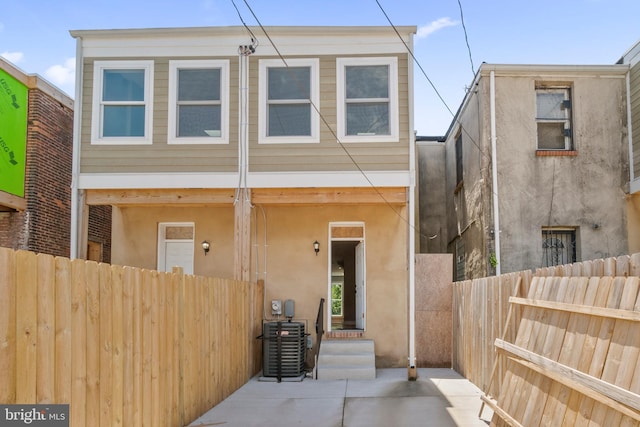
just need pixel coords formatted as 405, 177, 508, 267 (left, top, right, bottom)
157, 222, 194, 274
168, 60, 229, 145
91, 60, 154, 145
336, 57, 399, 143
258, 58, 319, 144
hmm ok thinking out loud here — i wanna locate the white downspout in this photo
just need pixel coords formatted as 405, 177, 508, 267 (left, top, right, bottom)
627, 70, 635, 184
70, 36, 83, 259
490, 70, 501, 275
408, 32, 417, 372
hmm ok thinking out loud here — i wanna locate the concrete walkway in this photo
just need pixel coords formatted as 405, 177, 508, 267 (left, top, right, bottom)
189, 368, 493, 427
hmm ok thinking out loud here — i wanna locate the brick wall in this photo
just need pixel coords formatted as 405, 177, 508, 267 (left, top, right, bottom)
0, 87, 112, 261
23, 89, 74, 256
88, 205, 112, 263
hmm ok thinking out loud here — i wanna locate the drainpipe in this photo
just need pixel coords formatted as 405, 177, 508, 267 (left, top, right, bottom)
70, 36, 83, 259
490, 70, 501, 275
627, 70, 635, 185
407, 32, 417, 376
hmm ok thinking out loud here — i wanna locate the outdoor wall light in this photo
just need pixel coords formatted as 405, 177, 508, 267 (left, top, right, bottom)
201, 240, 211, 256
313, 240, 320, 256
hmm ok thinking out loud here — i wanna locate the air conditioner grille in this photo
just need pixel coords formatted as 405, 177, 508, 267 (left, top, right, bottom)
262, 321, 306, 378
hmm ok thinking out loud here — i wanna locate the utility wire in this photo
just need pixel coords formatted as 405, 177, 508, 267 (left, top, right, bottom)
240, 0, 409, 222
374, 0, 489, 161
457, 0, 475, 76
231, 0, 259, 48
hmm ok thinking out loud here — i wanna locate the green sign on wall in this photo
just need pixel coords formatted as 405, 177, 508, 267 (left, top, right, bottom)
0, 68, 28, 198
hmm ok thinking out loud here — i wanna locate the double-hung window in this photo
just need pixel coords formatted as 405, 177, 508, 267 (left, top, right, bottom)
536, 85, 572, 150
92, 60, 154, 145
337, 57, 398, 142
259, 58, 319, 144
168, 60, 229, 144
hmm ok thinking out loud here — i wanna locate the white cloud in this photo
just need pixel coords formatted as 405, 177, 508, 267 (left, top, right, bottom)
416, 17, 459, 40
1, 51, 25, 64
45, 57, 75, 86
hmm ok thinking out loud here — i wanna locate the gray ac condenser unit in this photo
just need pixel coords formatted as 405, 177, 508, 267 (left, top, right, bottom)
262, 321, 306, 378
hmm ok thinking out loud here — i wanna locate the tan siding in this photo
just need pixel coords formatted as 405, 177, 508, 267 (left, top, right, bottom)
632, 63, 640, 178
80, 57, 240, 174
248, 54, 410, 173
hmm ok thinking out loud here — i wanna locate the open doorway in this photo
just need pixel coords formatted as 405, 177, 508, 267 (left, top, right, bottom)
329, 223, 365, 331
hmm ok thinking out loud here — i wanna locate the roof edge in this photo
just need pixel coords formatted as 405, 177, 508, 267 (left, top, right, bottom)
0, 57, 74, 106
70, 25, 417, 39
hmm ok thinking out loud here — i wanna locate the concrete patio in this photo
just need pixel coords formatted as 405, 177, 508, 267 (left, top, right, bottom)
188, 368, 493, 427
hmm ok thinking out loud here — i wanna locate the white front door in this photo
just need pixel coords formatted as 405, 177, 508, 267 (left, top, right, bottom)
163, 241, 194, 274
158, 223, 194, 274
355, 241, 365, 330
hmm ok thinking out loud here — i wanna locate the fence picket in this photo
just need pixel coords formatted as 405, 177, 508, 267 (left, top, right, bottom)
99, 263, 113, 427
36, 254, 55, 404
0, 248, 263, 427
55, 257, 72, 405
70, 258, 87, 426
16, 250, 38, 403
111, 265, 124, 427
0, 248, 16, 403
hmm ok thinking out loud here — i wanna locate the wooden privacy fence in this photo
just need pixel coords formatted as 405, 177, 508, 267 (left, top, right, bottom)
453, 253, 640, 401
0, 248, 264, 427
485, 274, 640, 426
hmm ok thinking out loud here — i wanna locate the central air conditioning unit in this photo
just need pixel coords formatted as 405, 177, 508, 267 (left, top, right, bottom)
262, 321, 306, 380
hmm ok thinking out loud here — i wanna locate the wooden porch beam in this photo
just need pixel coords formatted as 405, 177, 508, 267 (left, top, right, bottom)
85, 188, 237, 206
251, 187, 408, 205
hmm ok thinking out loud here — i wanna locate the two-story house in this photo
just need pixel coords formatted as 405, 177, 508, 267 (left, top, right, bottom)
420, 63, 630, 279
0, 57, 111, 260
69, 26, 417, 369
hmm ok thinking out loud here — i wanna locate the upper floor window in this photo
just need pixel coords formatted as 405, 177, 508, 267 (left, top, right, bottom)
91, 60, 154, 145
337, 57, 399, 142
259, 58, 319, 144
168, 60, 229, 144
536, 85, 572, 150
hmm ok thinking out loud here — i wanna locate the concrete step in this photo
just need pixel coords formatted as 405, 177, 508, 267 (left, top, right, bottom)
319, 339, 374, 354
318, 352, 374, 366
317, 365, 376, 380
317, 339, 375, 380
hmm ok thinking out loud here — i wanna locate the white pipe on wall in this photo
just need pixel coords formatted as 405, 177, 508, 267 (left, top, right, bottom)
70, 37, 83, 259
407, 32, 417, 371
490, 70, 501, 275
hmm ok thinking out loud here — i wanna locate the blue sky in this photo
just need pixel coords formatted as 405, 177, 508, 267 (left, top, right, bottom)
2, 0, 639, 135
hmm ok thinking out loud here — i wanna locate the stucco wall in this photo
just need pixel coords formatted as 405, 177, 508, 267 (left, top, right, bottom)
493, 75, 629, 271
110, 202, 410, 368
110, 206, 236, 278
416, 142, 447, 253
257, 204, 409, 368
443, 84, 490, 279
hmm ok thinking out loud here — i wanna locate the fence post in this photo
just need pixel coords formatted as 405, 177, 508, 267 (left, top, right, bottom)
173, 267, 185, 427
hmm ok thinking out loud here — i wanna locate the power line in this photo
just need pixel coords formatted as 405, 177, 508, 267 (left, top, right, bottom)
240, 0, 410, 222
374, 0, 489, 161
231, 0, 259, 49
457, 0, 475, 76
